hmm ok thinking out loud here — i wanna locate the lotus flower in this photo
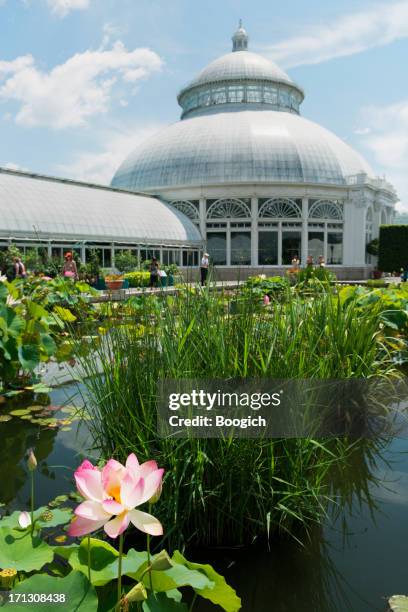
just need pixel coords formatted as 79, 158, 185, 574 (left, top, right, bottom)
263, 294, 270, 305
18, 511, 32, 529
68, 454, 164, 539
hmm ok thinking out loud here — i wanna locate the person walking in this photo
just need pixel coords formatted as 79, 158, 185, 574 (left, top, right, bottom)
62, 252, 78, 280
149, 257, 160, 289
200, 252, 209, 286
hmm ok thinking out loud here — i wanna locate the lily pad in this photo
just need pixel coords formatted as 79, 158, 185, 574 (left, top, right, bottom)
0, 527, 53, 572
5, 570, 97, 611
0, 507, 72, 530
9, 409, 32, 416
0, 415, 12, 422
389, 595, 408, 611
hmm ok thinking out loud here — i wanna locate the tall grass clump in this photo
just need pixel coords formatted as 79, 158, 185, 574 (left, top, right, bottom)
77, 286, 396, 549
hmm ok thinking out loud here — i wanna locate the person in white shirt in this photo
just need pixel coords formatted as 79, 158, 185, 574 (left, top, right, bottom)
200, 252, 209, 286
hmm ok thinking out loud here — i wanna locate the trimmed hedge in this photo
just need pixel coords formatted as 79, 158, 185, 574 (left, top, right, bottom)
378, 225, 408, 272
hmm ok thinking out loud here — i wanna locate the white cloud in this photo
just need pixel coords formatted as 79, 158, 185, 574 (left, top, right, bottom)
47, 0, 90, 18
0, 42, 162, 129
264, 0, 408, 68
357, 99, 408, 211
56, 123, 164, 185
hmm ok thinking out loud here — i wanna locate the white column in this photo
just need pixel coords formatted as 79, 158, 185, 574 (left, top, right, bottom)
47, 242, 52, 259
226, 222, 231, 266
110, 243, 115, 268
301, 197, 308, 265
199, 197, 206, 241
344, 192, 366, 265
251, 196, 258, 266
277, 221, 282, 265
81, 242, 86, 264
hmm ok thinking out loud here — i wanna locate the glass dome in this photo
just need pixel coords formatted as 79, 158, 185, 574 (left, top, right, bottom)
111, 110, 374, 192
111, 24, 374, 193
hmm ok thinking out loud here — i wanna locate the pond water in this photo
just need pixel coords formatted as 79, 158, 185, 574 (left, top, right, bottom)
1, 384, 408, 611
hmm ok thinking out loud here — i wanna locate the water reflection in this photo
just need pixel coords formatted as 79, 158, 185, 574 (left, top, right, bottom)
0, 383, 92, 513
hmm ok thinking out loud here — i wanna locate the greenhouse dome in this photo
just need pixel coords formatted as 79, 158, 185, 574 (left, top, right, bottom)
113, 23, 397, 279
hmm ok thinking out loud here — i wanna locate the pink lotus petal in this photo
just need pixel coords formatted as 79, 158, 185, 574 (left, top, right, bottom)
138, 460, 159, 479
74, 500, 110, 521
68, 515, 108, 538
138, 469, 164, 506
77, 459, 98, 472
120, 474, 144, 509
129, 509, 163, 536
104, 512, 130, 539
102, 499, 124, 515
18, 511, 31, 529
75, 469, 104, 502
125, 453, 139, 476
102, 459, 126, 499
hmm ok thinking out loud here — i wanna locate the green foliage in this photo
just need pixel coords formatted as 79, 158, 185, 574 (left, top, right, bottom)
378, 225, 408, 272
78, 287, 397, 548
366, 237, 379, 257
0, 527, 53, 572
0, 506, 240, 611
172, 551, 241, 611
123, 271, 151, 287
114, 250, 139, 272
6, 571, 98, 611
0, 276, 96, 389
389, 595, 408, 611
240, 275, 289, 298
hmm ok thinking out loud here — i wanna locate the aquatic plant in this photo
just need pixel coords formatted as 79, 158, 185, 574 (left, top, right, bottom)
78, 287, 398, 548
0, 453, 241, 611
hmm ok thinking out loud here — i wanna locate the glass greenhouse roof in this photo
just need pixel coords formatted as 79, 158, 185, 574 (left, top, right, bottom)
112, 110, 374, 192
112, 24, 377, 195
0, 169, 202, 244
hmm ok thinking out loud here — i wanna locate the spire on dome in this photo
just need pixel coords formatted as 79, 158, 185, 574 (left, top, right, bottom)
232, 20, 248, 52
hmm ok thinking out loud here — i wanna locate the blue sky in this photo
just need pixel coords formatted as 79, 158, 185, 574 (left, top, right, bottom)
0, 0, 408, 210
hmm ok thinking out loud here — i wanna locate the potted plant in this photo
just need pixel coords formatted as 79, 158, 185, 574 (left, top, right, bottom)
105, 273, 124, 291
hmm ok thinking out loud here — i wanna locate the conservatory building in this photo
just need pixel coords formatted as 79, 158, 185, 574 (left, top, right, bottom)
112, 24, 398, 279
0, 168, 202, 266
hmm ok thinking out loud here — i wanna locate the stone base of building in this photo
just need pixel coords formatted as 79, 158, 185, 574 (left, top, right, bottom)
181, 266, 374, 282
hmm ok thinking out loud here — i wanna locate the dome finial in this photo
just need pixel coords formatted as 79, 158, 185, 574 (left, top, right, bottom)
232, 20, 248, 52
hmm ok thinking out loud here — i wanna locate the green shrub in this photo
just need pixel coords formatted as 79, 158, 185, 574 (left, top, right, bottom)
378, 225, 408, 272
114, 250, 139, 272
77, 288, 397, 549
123, 271, 150, 287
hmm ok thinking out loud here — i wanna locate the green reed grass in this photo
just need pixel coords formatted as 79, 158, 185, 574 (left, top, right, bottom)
77, 285, 396, 548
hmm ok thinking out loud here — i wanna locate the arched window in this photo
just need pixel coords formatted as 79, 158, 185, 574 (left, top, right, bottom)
258, 198, 301, 218
169, 200, 199, 222
207, 198, 251, 219
309, 200, 343, 220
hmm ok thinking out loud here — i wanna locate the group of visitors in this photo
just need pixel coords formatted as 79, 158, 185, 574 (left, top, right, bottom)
291, 255, 325, 269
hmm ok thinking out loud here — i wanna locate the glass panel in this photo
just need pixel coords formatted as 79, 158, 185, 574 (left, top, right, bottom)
246, 85, 262, 103
328, 233, 343, 264
258, 232, 278, 265
103, 249, 112, 268
207, 232, 226, 265
212, 88, 227, 104
228, 86, 244, 103
198, 90, 211, 106
308, 232, 324, 264
231, 232, 251, 265
263, 86, 278, 105
282, 231, 301, 265
52, 247, 62, 260
182, 250, 198, 267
